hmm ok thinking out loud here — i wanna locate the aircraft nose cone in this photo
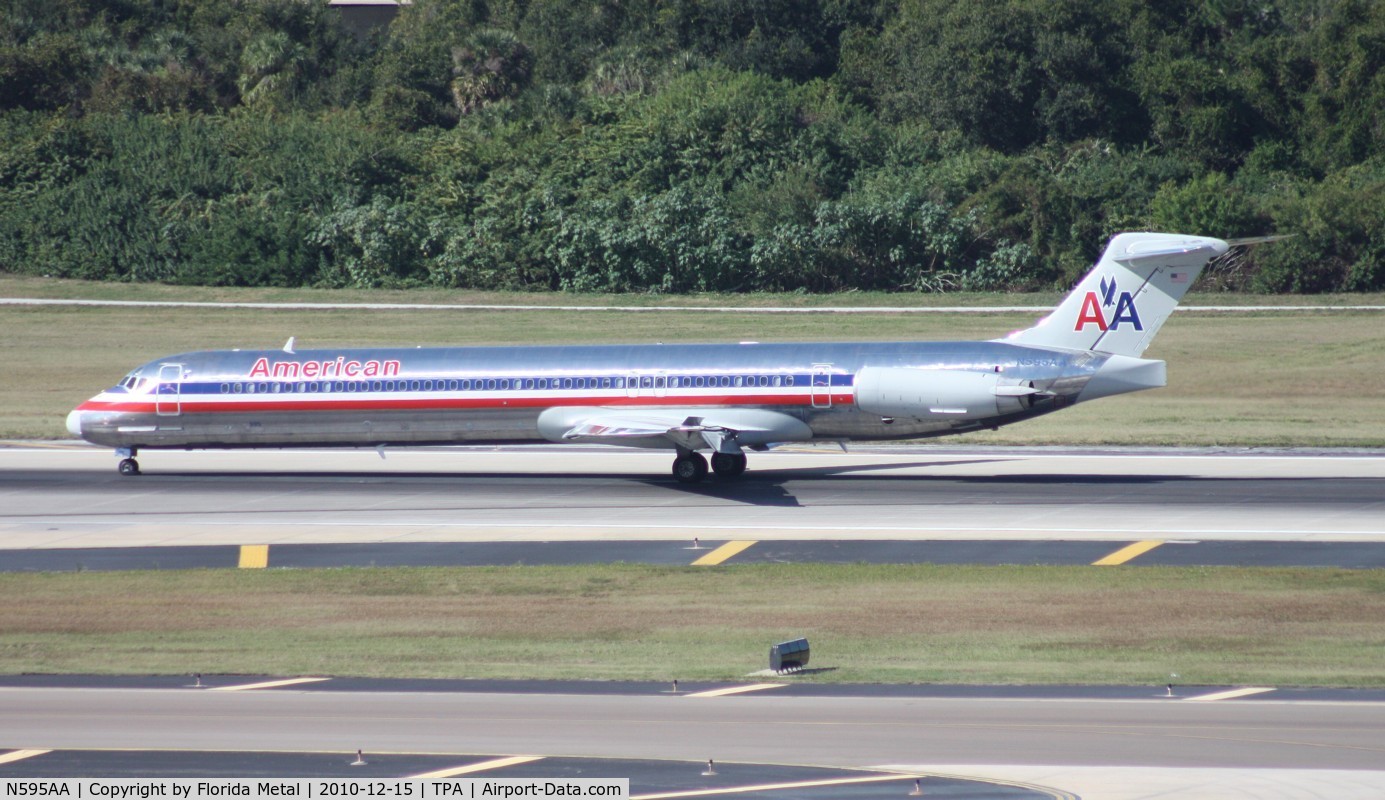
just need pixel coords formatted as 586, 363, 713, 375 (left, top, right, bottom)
66, 409, 83, 437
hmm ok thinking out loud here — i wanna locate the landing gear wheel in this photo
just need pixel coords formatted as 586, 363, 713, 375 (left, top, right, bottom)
118, 458, 141, 477
710, 452, 747, 478
672, 452, 709, 484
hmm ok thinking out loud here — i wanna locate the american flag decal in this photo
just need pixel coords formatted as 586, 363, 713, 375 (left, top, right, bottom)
1170, 271, 1189, 284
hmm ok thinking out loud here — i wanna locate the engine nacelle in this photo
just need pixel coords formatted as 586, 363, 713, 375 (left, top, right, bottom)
854, 367, 1034, 420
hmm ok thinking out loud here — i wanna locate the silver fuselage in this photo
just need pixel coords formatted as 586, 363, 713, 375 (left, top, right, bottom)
69, 339, 1125, 451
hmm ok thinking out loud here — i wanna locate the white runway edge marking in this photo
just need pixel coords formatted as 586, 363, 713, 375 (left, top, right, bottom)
7, 298, 1385, 314
209, 677, 331, 692
31, 520, 1376, 538
408, 756, 545, 779
1185, 687, 1277, 702
684, 683, 788, 698
0, 750, 51, 765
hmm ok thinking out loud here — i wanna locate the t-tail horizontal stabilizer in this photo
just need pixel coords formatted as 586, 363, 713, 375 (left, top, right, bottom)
1005, 232, 1229, 357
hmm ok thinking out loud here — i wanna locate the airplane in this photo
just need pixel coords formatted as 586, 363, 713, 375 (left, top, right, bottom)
67, 231, 1229, 482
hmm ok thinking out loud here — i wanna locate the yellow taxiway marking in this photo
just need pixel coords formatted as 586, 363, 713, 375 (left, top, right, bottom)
408, 756, 545, 779
633, 773, 920, 799
684, 683, 787, 698
238, 545, 269, 569
1185, 686, 1277, 702
691, 540, 756, 566
1092, 539, 1164, 566
210, 677, 331, 692
0, 750, 51, 765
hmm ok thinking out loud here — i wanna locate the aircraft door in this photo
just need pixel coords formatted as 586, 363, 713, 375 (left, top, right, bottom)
812, 364, 833, 408
156, 363, 183, 416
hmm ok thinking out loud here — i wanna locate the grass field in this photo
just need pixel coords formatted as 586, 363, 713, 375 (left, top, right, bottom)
2, 564, 1383, 686
5, 277, 1384, 445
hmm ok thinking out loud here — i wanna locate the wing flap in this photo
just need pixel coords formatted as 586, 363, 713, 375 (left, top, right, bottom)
537, 407, 814, 452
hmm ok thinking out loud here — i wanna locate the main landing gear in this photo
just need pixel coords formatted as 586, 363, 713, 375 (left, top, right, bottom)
710, 452, 747, 478
672, 451, 748, 483
672, 452, 708, 483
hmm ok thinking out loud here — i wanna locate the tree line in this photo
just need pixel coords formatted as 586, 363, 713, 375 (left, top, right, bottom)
2, 0, 1382, 293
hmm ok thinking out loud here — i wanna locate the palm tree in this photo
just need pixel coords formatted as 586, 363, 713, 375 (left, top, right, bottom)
450, 28, 530, 114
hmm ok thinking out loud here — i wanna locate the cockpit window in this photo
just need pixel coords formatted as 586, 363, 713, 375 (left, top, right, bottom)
113, 374, 153, 393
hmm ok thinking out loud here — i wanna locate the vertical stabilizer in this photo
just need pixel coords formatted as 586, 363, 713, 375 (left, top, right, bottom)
1005, 232, 1229, 356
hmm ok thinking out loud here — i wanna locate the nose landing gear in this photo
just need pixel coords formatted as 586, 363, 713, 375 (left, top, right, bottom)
116, 448, 141, 476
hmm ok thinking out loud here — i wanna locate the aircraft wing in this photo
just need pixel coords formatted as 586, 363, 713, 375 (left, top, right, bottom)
537, 407, 815, 453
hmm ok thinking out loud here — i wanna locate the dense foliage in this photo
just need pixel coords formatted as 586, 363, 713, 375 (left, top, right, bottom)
2, 0, 1383, 292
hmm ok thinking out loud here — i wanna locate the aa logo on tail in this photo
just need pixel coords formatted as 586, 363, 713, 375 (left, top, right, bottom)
1075, 276, 1143, 332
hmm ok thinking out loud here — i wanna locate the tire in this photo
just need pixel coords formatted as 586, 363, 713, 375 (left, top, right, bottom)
118, 458, 141, 476
710, 452, 747, 478
672, 453, 709, 483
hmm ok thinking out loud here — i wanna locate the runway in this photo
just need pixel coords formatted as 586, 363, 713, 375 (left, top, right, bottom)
2, 444, 1383, 556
